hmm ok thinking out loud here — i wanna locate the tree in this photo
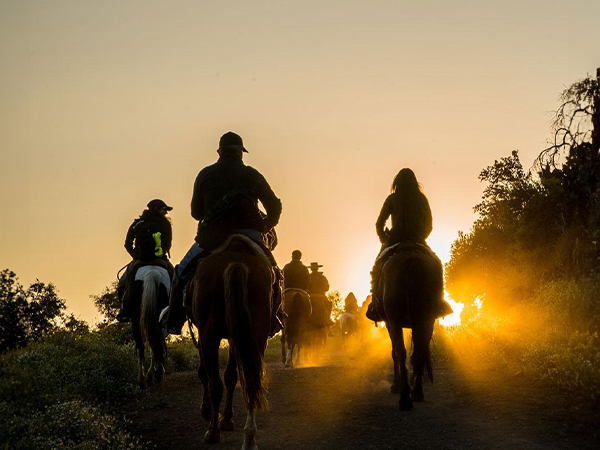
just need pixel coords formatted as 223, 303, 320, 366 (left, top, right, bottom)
91, 282, 120, 324
0, 269, 67, 353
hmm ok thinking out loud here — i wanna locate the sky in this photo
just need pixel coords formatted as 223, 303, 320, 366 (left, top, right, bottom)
1, 0, 599, 323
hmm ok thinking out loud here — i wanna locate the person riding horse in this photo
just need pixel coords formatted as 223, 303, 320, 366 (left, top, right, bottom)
307, 262, 334, 327
163, 131, 284, 336
367, 168, 451, 322
116, 199, 174, 323
283, 250, 310, 291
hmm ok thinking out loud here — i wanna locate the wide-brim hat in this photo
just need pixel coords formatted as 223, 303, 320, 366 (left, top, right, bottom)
219, 131, 248, 153
309, 262, 323, 270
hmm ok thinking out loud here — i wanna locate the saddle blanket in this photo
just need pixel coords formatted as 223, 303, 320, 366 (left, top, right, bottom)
135, 266, 171, 292
375, 241, 432, 264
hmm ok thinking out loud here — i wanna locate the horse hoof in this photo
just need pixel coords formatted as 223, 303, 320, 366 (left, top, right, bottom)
242, 441, 258, 450
285, 362, 293, 368
201, 402, 212, 422
399, 397, 413, 411
219, 416, 234, 431
204, 429, 220, 444
411, 391, 425, 402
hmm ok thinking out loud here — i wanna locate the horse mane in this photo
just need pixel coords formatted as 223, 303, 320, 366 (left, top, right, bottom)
213, 234, 271, 267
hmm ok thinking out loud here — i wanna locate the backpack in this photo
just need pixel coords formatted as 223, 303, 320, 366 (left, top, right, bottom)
133, 220, 162, 260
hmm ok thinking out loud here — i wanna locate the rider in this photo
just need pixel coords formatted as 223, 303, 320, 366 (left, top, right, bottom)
116, 199, 174, 322
344, 292, 359, 314
163, 131, 283, 336
282, 250, 310, 291
307, 262, 329, 296
366, 168, 450, 322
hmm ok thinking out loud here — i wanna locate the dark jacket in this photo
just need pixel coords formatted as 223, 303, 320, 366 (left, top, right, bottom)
125, 212, 172, 261
308, 272, 330, 296
376, 192, 432, 246
282, 260, 310, 291
191, 153, 282, 250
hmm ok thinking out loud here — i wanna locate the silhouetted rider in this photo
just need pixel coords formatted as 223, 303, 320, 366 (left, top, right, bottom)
163, 131, 283, 336
282, 250, 310, 291
366, 168, 450, 322
117, 199, 174, 322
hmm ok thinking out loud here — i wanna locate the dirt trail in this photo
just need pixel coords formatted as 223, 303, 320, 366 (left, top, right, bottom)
125, 343, 599, 450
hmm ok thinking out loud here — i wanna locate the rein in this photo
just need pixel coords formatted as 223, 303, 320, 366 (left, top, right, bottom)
187, 319, 199, 349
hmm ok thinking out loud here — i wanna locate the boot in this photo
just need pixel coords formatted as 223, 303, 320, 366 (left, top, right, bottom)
366, 299, 384, 322
269, 267, 284, 337
116, 283, 131, 323
163, 268, 187, 335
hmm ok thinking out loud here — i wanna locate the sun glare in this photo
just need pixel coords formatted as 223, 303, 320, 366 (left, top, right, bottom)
438, 291, 465, 327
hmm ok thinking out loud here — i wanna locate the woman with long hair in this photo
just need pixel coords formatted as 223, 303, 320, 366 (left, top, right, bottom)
366, 169, 447, 322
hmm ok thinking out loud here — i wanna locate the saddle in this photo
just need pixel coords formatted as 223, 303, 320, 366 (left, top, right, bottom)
375, 241, 434, 265
212, 234, 271, 268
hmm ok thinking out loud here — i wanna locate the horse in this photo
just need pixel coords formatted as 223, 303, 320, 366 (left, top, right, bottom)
280, 288, 312, 367
187, 235, 272, 450
304, 293, 333, 358
337, 312, 358, 345
380, 250, 443, 411
129, 265, 170, 389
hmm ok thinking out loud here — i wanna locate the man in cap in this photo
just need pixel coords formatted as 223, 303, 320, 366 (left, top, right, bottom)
282, 250, 310, 291
163, 131, 283, 336
116, 199, 174, 322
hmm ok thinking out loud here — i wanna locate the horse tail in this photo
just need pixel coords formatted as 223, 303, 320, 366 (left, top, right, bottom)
224, 262, 267, 410
140, 270, 167, 363
403, 257, 434, 382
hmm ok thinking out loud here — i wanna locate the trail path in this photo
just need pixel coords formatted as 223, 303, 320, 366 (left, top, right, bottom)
125, 343, 599, 449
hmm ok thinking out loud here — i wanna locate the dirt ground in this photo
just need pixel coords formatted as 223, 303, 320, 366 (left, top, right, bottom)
124, 338, 600, 450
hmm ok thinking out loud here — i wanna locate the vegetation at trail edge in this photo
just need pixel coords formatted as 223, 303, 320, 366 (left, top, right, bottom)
444, 71, 600, 404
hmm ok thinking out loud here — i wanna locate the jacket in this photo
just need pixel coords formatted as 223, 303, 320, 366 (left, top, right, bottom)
124, 212, 172, 261
282, 260, 310, 291
375, 192, 432, 246
191, 153, 282, 250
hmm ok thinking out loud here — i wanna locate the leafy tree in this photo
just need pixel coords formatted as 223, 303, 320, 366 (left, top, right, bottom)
0, 269, 67, 353
91, 282, 120, 324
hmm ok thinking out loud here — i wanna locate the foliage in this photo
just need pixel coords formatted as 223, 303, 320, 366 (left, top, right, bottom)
327, 290, 344, 321
447, 72, 600, 315
0, 269, 68, 353
92, 281, 120, 324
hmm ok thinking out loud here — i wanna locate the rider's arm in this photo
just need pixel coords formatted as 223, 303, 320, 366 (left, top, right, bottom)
191, 172, 205, 222
375, 195, 393, 244
419, 195, 433, 241
124, 220, 137, 258
162, 220, 173, 256
254, 171, 282, 231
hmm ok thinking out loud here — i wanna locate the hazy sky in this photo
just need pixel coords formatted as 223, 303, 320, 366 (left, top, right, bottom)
1, 0, 599, 322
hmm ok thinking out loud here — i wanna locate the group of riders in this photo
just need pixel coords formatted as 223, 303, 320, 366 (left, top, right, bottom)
116, 131, 451, 337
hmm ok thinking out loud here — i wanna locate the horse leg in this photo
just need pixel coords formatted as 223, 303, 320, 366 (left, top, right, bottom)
220, 349, 237, 431
411, 322, 434, 402
201, 333, 223, 444
132, 320, 146, 390
285, 342, 294, 368
242, 406, 258, 450
198, 358, 211, 422
390, 348, 401, 394
146, 352, 156, 386
388, 324, 411, 411
281, 332, 287, 364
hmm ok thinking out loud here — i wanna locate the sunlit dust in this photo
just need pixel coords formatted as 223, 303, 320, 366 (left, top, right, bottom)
438, 291, 465, 327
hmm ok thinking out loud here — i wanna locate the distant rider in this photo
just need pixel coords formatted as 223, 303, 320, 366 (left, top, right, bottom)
163, 131, 283, 336
366, 168, 450, 322
117, 199, 174, 322
282, 250, 310, 291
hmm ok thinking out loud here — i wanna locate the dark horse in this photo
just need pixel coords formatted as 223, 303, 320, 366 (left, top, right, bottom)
129, 265, 169, 389
188, 235, 272, 450
280, 288, 312, 367
381, 250, 443, 411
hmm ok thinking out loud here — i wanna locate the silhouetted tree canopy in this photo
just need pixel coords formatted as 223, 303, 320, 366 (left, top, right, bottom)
447, 71, 600, 314
0, 269, 68, 353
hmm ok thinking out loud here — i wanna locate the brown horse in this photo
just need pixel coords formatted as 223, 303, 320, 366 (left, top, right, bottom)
188, 235, 272, 450
280, 288, 312, 367
304, 293, 333, 358
380, 250, 442, 411
129, 265, 169, 389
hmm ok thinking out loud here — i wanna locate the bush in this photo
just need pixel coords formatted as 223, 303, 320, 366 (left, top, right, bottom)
0, 400, 145, 450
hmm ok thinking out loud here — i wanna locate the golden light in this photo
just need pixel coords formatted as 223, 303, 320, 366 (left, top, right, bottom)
439, 291, 465, 327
